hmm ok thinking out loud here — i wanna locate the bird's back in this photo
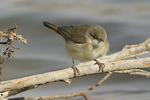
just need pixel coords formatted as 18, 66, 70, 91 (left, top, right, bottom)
43, 21, 90, 44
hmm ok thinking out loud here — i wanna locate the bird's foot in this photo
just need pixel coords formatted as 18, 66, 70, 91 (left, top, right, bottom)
94, 59, 105, 72
71, 64, 81, 77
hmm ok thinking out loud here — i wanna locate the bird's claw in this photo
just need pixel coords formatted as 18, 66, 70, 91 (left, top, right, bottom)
94, 59, 105, 72
72, 64, 81, 77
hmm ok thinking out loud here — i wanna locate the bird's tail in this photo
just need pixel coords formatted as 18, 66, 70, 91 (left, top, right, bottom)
43, 21, 57, 33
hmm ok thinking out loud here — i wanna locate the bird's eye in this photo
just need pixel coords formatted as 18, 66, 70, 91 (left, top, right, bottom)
92, 35, 95, 39
91, 34, 97, 39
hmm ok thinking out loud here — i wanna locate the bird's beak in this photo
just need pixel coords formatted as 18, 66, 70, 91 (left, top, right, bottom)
99, 38, 104, 42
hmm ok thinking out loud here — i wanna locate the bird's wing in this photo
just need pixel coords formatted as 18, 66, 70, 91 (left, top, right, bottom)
58, 24, 90, 44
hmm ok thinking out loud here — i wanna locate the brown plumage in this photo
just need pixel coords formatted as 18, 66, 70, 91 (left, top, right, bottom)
43, 21, 109, 76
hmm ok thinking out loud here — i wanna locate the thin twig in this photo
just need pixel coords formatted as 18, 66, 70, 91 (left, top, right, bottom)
81, 94, 89, 100
115, 69, 150, 77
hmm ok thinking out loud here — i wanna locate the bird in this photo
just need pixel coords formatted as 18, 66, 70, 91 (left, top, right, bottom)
43, 21, 109, 77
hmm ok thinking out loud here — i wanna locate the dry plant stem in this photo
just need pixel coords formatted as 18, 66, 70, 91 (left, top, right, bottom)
8, 72, 112, 100
0, 55, 6, 77
0, 65, 7, 77
0, 23, 27, 58
0, 57, 150, 98
0, 57, 4, 64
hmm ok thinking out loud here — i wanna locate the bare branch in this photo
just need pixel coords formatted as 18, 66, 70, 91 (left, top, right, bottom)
0, 57, 150, 98
115, 69, 150, 77
8, 72, 112, 100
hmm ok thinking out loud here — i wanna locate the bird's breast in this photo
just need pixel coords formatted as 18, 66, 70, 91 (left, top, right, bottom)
64, 40, 109, 62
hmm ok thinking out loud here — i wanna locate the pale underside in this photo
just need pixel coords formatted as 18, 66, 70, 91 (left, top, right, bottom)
64, 38, 109, 62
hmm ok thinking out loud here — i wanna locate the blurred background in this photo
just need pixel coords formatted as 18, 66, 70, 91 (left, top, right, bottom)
0, 0, 150, 100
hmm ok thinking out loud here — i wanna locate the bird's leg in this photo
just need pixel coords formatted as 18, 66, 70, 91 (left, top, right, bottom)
94, 59, 105, 72
71, 58, 81, 77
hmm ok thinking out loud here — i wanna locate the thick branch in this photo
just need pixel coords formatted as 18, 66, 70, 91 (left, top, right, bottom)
8, 72, 112, 100
0, 57, 150, 98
